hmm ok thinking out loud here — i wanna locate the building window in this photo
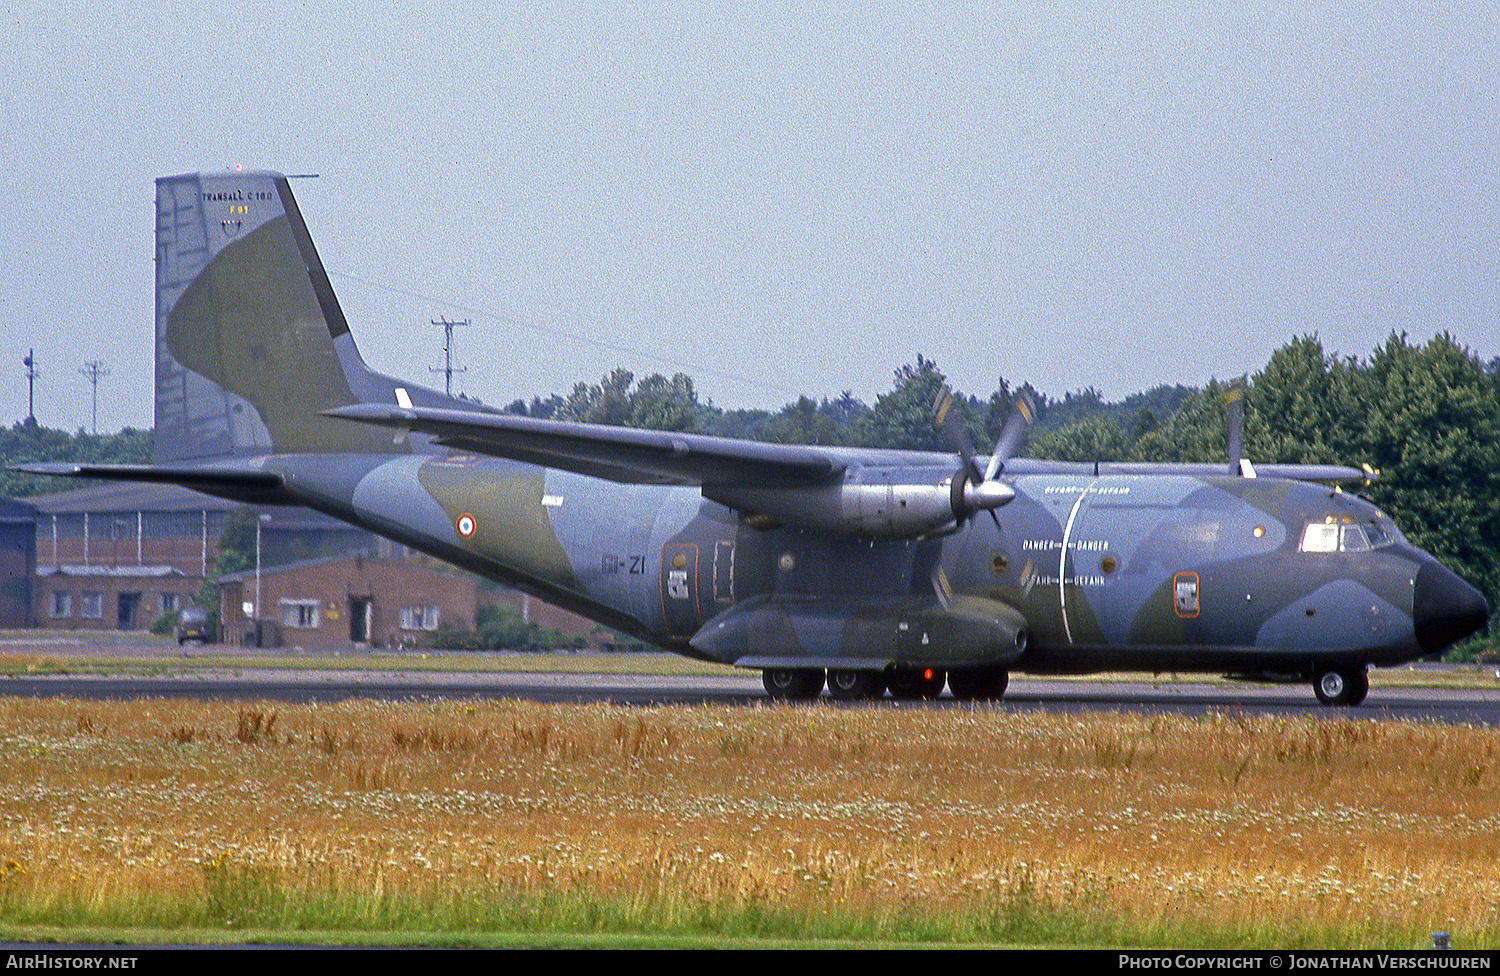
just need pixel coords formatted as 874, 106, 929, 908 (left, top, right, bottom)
160, 592, 180, 613
279, 599, 320, 629
80, 592, 103, 620
50, 591, 71, 618
401, 605, 440, 631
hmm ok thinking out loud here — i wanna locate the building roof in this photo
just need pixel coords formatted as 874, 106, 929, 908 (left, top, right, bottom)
23, 481, 240, 515
20, 482, 353, 530
217, 552, 462, 584
36, 564, 189, 578
0, 498, 38, 524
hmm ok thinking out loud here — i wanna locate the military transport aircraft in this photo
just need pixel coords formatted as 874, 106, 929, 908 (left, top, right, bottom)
18, 171, 1489, 706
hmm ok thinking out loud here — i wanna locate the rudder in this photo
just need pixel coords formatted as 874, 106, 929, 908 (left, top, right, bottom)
154, 171, 406, 463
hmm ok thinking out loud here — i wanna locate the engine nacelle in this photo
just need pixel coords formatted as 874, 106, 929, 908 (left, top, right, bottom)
707, 466, 1014, 538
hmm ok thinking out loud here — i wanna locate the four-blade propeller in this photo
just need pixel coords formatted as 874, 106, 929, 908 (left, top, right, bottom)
933, 386, 1035, 525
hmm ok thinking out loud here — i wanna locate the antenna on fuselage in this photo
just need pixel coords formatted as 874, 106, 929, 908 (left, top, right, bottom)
1225, 380, 1254, 478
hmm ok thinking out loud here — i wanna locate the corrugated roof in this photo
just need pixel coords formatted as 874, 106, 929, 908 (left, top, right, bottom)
36, 564, 188, 578
20, 483, 351, 529
23, 482, 239, 514
217, 552, 460, 583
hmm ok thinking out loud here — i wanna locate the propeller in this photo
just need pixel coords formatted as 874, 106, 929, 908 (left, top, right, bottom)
933, 386, 1035, 524
934, 387, 984, 485
1225, 381, 1253, 478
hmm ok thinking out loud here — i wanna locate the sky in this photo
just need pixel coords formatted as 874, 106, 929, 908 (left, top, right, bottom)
1, 2, 1497, 433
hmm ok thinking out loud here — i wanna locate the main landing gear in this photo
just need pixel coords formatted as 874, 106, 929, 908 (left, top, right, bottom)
761, 667, 826, 700
760, 666, 1011, 702
827, 669, 887, 700
946, 667, 1009, 701
1312, 666, 1369, 707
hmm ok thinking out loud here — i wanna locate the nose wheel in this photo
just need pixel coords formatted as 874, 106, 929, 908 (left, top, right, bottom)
1313, 667, 1369, 707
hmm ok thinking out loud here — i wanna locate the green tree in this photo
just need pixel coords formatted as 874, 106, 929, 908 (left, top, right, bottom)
1247, 335, 1363, 465
194, 507, 257, 621
1128, 379, 1237, 465
557, 368, 636, 426
1029, 415, 1132, 463
0, 421, 152, 498
855, 355, 985, 452
627, 373, 700, 432
547, 368, 702, 433
1349, 333, 1500, 607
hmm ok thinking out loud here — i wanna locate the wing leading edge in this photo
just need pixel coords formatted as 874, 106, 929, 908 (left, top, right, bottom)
324, 404, 1377, 489
324, 404, 845, 488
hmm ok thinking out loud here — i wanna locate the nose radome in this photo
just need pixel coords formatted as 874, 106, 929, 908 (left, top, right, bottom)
1413, 560, 1490, 654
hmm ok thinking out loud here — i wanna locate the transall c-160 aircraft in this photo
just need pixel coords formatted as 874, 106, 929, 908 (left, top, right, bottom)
20, 171, 1490, 706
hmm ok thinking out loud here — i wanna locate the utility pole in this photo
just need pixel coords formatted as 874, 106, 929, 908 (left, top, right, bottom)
429, 318, 470, 397
79, 360, 109, 434
21, 350, 36, 424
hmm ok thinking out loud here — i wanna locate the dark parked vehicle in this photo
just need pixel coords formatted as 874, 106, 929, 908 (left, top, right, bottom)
176, 608, 214, 645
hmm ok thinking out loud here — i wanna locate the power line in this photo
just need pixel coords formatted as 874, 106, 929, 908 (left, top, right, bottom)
79, 360, 109, 434
330, 269, 802, 402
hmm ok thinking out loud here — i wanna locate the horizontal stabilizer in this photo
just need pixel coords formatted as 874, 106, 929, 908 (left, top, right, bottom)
324, 404, 843, 487
12, 462, 291, 505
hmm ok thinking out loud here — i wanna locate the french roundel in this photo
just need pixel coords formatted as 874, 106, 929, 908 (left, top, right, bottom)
456, 513, 477, 538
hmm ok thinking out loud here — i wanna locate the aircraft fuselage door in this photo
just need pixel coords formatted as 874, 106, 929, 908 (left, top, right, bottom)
712, 540, 735, 606
660, 543, 702, 636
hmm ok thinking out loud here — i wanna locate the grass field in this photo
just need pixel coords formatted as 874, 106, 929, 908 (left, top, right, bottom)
2, 692, 1498, 948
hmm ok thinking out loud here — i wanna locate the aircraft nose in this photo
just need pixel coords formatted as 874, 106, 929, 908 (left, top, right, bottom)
1413, 559, 1490, 654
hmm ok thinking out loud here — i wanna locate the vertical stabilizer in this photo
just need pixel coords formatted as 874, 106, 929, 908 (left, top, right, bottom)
154, 171, 441, 463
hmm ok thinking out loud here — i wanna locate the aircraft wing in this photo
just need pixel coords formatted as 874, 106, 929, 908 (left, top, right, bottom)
11, 463, 292, 505
1211, 462, 1376, 485
325, 404, 845, 487
1007, 459, 1378, 486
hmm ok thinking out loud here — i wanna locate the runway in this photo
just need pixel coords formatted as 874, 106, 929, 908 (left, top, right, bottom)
5, 662, 1500, 723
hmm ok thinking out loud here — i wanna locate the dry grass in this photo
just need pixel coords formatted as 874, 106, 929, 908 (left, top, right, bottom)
1, 697, 1497, 946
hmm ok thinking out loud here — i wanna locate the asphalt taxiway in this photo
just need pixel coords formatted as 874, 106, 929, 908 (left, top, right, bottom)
4, 654, 1499, 723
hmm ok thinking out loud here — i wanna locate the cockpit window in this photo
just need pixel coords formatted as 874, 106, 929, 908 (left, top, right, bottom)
1370, 518, 1405, 547
1340, 525, 1370, 552
1300, 519, 1399, 553
1300, 523, 1340, 553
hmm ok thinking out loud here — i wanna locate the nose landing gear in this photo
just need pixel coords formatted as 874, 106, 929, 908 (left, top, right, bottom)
1313, 667, 1369, 707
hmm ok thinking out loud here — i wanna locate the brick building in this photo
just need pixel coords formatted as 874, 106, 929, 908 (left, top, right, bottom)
17, 482, 613, 648
25, 482, 391, 632
218, 554, 479, 648
0, 499, 38, 627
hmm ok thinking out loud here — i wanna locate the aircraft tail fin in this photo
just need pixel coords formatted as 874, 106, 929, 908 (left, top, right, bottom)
154, 171, 465, 464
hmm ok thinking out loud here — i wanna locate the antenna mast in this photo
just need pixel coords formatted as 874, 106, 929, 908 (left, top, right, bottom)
429, 318, 470, 397
22, 349, 36, 424
79, 359, 109, 434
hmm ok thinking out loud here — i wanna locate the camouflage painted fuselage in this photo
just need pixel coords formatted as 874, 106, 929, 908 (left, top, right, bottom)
261, 449, 1438, 679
